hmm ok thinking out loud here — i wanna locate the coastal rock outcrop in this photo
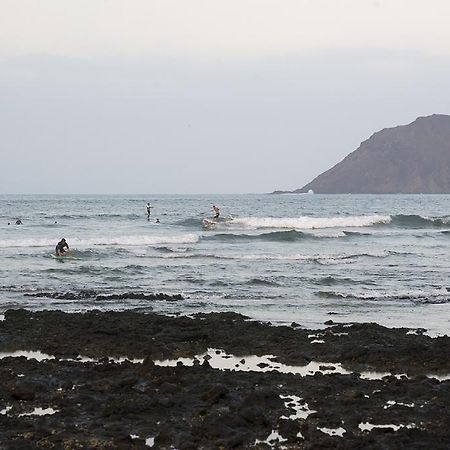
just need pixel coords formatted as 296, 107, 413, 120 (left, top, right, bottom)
295, 114, 450, 194
0, 310, 449, 448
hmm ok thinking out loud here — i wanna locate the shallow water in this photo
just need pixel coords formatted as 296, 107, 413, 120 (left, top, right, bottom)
1, 194, 450, 334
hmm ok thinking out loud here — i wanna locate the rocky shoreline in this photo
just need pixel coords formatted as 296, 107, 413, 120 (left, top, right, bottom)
0, 309, 449, 449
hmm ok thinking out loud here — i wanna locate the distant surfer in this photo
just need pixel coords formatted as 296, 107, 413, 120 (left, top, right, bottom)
155, 218, 160, 223
212, 205, 220, 220
15, 219, 22, 225
55, 238, 69, 256
146, 203, 152, 218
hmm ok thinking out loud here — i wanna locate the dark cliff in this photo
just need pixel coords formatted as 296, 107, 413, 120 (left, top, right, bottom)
296, 114, 450, 194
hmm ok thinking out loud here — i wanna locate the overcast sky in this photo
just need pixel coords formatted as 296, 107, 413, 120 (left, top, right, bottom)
1, 0, 450, 194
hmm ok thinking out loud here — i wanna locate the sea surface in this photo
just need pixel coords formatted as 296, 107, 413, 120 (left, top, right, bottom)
1, 194, 450, 335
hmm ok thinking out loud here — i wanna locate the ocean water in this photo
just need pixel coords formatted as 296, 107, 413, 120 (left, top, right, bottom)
1, 194, 450, 335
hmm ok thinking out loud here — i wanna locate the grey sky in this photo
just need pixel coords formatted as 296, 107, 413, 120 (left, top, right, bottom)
1, 0, 450, 193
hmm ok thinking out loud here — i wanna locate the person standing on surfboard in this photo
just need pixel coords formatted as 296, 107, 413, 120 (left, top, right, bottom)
55, 238, 69, 256
212, 205, 220, 220
146, 203, 152, 218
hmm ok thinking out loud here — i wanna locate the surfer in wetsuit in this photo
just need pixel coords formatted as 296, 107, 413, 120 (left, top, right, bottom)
146, 203, 152, 219
55, 238, 69, 256
212, 205, 220, 220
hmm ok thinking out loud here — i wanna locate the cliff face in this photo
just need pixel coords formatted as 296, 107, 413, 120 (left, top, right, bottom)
297, 114, 450, 194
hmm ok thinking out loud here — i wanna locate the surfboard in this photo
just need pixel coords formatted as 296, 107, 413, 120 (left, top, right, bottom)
52, 250, 72, 259
202, 218, 218, 229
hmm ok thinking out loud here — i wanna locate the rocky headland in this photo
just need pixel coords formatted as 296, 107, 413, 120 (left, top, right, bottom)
282, 114, 450, 194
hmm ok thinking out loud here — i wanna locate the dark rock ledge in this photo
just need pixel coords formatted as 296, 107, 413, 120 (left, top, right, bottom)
24, 291, 184, 302
0, 309, 449, 449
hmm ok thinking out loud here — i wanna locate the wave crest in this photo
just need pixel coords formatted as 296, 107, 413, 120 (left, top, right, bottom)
228, 215, 391, 230
391, 214, 450, 228
0, 234, 199, 249
204, 230, 307, 243
317, 287, 450, 304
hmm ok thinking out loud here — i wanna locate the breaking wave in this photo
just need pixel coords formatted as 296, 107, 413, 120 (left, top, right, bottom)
312, 251, 389, 265
227, 215, 391, 229
391, 214, 450, 228
176, 218, 204, 227
342, 230, 372, 237
246, 278, 281, 287
0, 234, 200, 249
315, 276, 377, 286
317, 287, 450, 304
204, 230, 308, 242
214, 214, 450, 231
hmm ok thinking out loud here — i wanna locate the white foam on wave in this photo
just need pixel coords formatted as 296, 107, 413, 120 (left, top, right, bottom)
233, 254, 313, 261
323, 286, 450, 302
228, 215, 391, 230
0, 234, 200, 249
146, 250, 388, 263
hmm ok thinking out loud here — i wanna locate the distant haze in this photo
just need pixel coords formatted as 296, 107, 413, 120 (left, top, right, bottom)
1, 0, 450, 194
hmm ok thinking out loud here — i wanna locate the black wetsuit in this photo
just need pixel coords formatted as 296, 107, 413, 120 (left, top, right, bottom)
55, 240, 69, 255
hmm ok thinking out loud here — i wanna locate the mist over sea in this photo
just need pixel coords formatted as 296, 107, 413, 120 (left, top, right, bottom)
1, 194, 450, 335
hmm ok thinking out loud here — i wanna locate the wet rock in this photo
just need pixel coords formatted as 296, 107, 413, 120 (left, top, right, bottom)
10, 383, 35, 401
158, 397, 174, 408
160, 382, 178, 394
178, 439, 199, 450
0, 309, 449, 448
112, 434, 136, 447
319, 365, 336, 371
23, 291, 184, 302
224, 432, 247, 448
24, 290, 97, 300
141, 357, 155, 369
154, 430, 171, 447
279, 419, 301, 439
239, 405, 268, 426
201, 384, 229, 403
96, 292, 184, 301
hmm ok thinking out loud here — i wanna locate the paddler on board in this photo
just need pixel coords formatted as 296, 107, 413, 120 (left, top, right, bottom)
55, 238, 70, 256
212, 205, 220, 220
